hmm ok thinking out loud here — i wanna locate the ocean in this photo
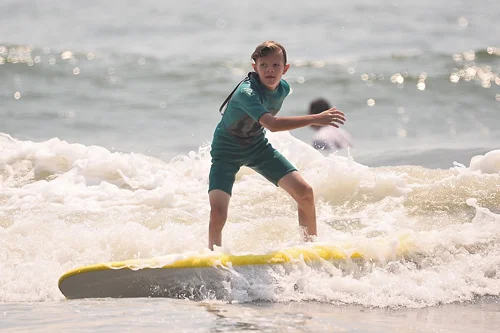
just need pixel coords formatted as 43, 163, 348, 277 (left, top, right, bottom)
1, 0, 500, 332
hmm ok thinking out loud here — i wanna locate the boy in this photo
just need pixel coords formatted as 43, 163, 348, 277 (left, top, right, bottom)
208, 41, 346, 250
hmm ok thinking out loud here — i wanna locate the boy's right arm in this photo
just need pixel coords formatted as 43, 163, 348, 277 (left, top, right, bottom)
259, 107, 346, 132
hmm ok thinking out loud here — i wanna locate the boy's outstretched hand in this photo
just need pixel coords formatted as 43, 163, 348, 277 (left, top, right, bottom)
313, 107, 346, 128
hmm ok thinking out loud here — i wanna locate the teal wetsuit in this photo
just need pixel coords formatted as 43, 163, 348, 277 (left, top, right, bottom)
209, 72, 297, 195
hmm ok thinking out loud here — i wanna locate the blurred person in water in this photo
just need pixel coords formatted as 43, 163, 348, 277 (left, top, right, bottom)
308, 98, 353, 150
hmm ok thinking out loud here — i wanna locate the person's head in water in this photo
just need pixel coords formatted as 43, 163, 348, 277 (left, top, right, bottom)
308, 98, 331, 130
251, 41, 290, 90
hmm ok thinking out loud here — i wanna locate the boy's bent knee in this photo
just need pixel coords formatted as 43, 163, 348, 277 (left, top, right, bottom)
296, 183, 314, 205
283, 181, 314, 206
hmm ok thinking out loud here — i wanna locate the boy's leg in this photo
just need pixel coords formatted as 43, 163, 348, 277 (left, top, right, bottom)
278, 171, 317, 240
208, 190, 231, 250
208, 157, 240, 250
245, 143, 314, 240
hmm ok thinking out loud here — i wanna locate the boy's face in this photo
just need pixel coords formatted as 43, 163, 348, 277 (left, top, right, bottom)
252, 51, 290, 90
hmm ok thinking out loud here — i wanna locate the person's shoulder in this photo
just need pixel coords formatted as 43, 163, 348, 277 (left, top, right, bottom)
313, 126, 337, 140
239, 79, 256, 95
280, 79, 290, 93
232, 79, 261, 104
316, 126, 351, 139
313, 126, 353, 149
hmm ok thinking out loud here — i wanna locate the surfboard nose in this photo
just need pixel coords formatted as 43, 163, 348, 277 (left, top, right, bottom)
59, 267, 230, 299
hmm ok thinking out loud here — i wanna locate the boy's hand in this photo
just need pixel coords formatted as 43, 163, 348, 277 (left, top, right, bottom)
313, 107, 346, 127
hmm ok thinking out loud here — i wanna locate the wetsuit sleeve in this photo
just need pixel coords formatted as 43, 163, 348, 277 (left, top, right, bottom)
232, 87, 269, 122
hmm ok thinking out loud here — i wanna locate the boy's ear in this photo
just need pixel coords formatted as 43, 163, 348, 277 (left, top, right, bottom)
283, 63, 291, 74
252, 63, 257, 71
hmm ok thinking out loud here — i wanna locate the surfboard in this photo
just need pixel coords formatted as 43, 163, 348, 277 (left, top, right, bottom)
58, 245, 364, 299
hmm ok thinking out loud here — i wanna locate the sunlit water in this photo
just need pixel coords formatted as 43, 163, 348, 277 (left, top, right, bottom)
1, 0, 500, 332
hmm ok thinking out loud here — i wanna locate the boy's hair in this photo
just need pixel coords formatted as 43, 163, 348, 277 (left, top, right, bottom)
251, 41, 287, 65
309, 98, 331, 115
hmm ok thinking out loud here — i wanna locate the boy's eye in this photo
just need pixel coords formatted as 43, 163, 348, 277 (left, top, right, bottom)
259, 63, 281, 68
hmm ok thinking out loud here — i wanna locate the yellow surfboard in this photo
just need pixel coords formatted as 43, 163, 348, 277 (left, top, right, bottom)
58, 245, 364, 299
